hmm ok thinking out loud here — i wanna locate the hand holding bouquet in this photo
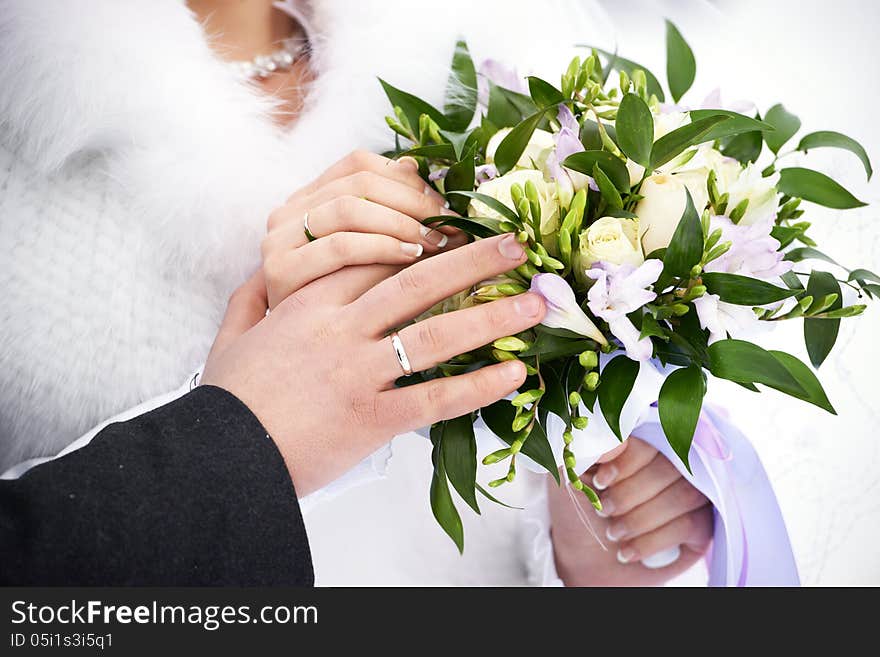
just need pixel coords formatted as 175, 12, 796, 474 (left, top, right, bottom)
380, 24, 875, 550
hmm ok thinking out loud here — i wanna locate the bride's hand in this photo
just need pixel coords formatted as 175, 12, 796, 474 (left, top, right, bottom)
547, 437, 712, 586
202, 234, 544, 496
261, 150, 467, 309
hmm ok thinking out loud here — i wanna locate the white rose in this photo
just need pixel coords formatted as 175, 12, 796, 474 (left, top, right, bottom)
470, 169, 560, 239
625, 111, 695, 185
634, 173, 710, 254
720, 161, 780, 226
486, 128, 555, 171
574, 216, 643, 284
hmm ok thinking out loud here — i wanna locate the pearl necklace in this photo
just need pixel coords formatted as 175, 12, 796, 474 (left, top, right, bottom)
230, 38, 309, 81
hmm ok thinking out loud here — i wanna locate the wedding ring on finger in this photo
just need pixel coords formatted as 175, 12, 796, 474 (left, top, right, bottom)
303, 211, 317, 242
390, 331, 413, 376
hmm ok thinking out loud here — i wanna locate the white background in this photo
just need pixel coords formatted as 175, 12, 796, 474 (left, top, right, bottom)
305, 0, 880, 586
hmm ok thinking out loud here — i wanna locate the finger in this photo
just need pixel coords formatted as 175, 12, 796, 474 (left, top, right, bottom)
208, 271, 268, 357
591, 436, 659, 490
264, 232, 426, 309
595, 442, 628, 465
307, 197, 452, 251
302, 149, 430, 195
377, 360, 527, 435
299, 264, 403, 306
378, 293, 545, 379
352, 234, 528, 336
597, 454, 680, 517
605, 477, 710, 542
305, 171, 452, 222
615, 506, 714, 564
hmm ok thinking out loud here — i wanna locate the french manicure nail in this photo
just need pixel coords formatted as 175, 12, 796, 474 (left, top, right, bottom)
606, 522, 628, 542
420, 226, 448, 247
513, 293, 541, 318
617, 547, 637, 564
593, 465, 618, 490
400, 242, 423, 257
498, 234, 525, 259
505, 360, 525, 382
595, 497, 614, 517
398, 156, 419, 170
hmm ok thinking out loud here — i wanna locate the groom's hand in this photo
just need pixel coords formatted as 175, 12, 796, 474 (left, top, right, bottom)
202, 234, 545, 496
548, 437, 712, 586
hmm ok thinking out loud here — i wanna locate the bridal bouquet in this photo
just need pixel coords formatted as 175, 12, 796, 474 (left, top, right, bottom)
381, 23, 875, 550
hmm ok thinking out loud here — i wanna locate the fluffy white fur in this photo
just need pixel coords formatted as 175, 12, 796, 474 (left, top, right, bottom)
0, 0, 613, 470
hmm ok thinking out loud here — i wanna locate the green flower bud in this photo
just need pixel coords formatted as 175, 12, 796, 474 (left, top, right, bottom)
516, 230, 529, 243
563, 430, 574, 445
393, 106, 412, 133
568, 391, 582, 408
526, 248, 542, 267
482, 448, 511, 465
689, 264, 703, 279
687, 285, 707, 300
631, 68, 647, 97
582, 485, 601, 508
728, 198, 751, 224
572, 416, 588, 430
715, 192, 730, 216
385, 116, 411, 139
564, 455, 577, 469
705, 241, 732, 264
558, 229, 573, 265
524, 180, 542, 224
584, 371, 599, 391
567, 468, 581, 484
488, 477, 506, 488
798, 295, 815, 312
584, 55, 597, 80
578, 350, 599, 369
704, 227, 723, 252
497, 283, 527, 296
512, 389, 544, 407
618, 69, 631, 94
524, 363, 538, 376
510, 183, 525, 208
500, 220, 518, 233
672, 303, 690, 316
493, 336, 529, 352
515, 262, 541, 279
492, 349, 517, 362
809, 293, 839, 314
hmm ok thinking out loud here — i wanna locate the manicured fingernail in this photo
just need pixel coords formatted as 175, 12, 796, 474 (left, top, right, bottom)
595, 497, 614, 517
606, 521, 628, 542
498, 234, 525, 259
593, 465, 618, 490
513, 293, 542, 318
420, 225, 448, 247
398, 156, 419, 170
617, 547, 637, 564
400, 242, 423, 257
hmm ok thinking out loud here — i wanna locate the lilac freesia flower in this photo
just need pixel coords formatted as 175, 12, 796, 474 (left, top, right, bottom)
693, 293, 762, 344
586, 260, 664, 361
477, 59, 527, 107
428, 168, 449, 182
703, 216, 792, 281
529, 274, 607, 345
700, 87, 757, 116
475, 163, 498, 184
547, 105, 594, 195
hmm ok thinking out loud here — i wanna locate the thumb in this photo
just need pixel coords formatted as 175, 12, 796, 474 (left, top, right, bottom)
208, 270, 268, 358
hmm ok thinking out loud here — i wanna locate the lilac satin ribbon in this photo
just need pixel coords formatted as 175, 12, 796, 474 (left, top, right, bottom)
637, 403, 799, 587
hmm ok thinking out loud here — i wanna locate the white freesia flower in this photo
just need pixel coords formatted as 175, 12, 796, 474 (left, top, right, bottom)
693, 293, 762, 344
574, 216, 643, 286
586, 260, 664, 361
470, 169, 560, 238
634, 173, 710, 254
721, 161, 780, 226
529, 274, 607, 345
486, 128, 555, 171
626, 111, 693, 184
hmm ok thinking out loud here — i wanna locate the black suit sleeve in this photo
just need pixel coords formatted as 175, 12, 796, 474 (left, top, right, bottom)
0, 385, 313, 586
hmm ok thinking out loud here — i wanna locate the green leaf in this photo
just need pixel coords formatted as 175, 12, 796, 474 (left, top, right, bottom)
495, 109, 552, 176
665, 20, 696, 103
771, 225, 804, 249
518, 331, 597, 360
784, 247, 840, 267
796, 131, 873, 180
597, 356, 640, 440
562, 150, 631, 192
539, 362, 571, 425
439, 414, 480, 514
650, 115, 730, 170
720, 129, 763, 164
582, 46, 666, 102
444, 144, 476, 214
707, 339, 805, 398
804, 271, 842, 367
439, 129, 472, 160
593, 164, 623, 209
616, 93, 654, 168
701, 272, 800, 305
423, 215, 504, 238
486, 82, 536, 128
688, 110, 775, 141
580, 119, 619, 151
527, 76, 564, 108
447, 190, 520, 224
848, 268, 880, 284
768, 351, 836, 414
475, 483, 522, 510
763, 104, 801, 154
379, 78, 449, 133
639, 313, 669, 341
777, 167, 866, 209
429, 426, 464, 552
658, 365, 705, 472
661, 188, 703, 278
444, 40, 478, 132
481, 401, 559, 483
398, 143, 457, 160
